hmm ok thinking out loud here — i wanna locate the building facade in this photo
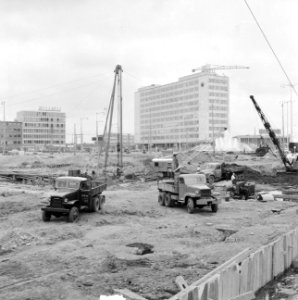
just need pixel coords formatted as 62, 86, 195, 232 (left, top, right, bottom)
134, 71, 229, 149
94, 133, 135, 151
0, 121, 22, 152
16, 107, 66, 150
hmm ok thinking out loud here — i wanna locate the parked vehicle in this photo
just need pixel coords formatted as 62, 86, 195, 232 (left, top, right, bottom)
41, 176, 106, 222
157, 173, 220, 213
200, 162, 232, 184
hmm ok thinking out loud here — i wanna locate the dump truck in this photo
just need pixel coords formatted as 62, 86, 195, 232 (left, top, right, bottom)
157, 173, 220, 213
41, 176, 106, 222
200, 162, 233, 184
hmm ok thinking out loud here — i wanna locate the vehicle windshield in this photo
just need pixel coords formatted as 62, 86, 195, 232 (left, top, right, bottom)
203, 163, 218, 170
55, 179, 82, 190
184, 175, 206, 185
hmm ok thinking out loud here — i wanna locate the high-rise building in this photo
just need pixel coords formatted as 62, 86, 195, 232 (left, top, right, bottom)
16, 107, 66, 150
0, 121, 22, 152
134, 71, 229, 148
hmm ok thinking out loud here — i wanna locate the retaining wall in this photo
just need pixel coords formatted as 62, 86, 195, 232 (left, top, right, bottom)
169, 228, 298, 300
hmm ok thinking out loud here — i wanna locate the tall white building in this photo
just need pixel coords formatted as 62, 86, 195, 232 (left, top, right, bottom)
16, 107, 66, 150
134, 70, 229, 148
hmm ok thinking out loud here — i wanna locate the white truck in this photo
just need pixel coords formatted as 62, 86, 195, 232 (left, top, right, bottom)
157, 173, 220, 214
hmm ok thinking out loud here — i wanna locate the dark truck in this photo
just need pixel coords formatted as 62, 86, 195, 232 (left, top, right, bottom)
157, 173, 220, 213
41, 176, 106, 222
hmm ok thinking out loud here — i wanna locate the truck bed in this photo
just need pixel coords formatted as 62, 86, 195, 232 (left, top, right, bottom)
90, 182, 107, 196
158, 179, 178, 194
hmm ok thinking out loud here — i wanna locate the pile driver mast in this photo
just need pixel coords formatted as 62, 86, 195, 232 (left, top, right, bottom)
98, 65, 123, 177
249, 95, 297, 172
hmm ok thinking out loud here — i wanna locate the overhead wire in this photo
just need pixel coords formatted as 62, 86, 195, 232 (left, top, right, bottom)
243, 0, 298, 98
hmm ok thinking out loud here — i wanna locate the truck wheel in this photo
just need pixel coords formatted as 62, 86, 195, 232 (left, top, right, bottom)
211, 204, 218, 213
208, 175, 215, 184
165, 193, 173, 207
241, 191, 249, 200
229, 190, 235, 198
158, 192, 166, 206
42, 211, 51, 222
90, 197, 100, 212
187, 198, 195, 214
68, 207, 79, 223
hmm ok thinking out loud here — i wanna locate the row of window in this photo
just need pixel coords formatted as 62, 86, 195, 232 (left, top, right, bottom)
139, 80, 200, 97
209, 126, 227, 131
23, 129, 65, 133
140, 107, 199, 124
209, 120, 228, 124
209, 78, 228, 85
140, 119, 199, 130
141, 100, 199, 114
209, 105, 228, 111
209, 85, 228, 91
209, 92, 228, 97
23, 134, 65, 139
140, 87, 199, 102
140, 133, 200, 141
0, 134, 21, 138
140, 93, 199, 109
209, 113, 228, 118
209, 99, 228, 104
24, 123, 64, 128
24, 140, 64, 144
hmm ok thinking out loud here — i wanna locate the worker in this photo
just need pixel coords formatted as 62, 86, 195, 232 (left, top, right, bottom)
231, 172, 237, 185
172, 153, 179, 171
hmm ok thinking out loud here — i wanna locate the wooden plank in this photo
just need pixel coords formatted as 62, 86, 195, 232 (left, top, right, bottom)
239, 257, 249, 295
175, 276, 189, 291
114, 289, 148, 300
229, 291, 255, 300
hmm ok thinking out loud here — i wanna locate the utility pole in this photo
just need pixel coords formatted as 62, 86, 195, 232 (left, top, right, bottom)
282, 101, 285, 151
74, 124, 77, 156
80, 117, 88, 151
212, 102, 215, 155
281, 83, 297, 143
1, 101, 6, 155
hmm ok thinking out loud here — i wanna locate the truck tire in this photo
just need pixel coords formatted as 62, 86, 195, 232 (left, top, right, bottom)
158, 192, 165, 206
208, 175, 215, 184
165, 193, 173, 207
68, 207, 79, 223
42, 211, 51, 222
187, 198, 195, 214
241, 191, 249, 200
211, 203, 218, 213
90, 197, 100, 212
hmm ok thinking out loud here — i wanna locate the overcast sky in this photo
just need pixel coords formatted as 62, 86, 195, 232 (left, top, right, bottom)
1, 0, 298, 143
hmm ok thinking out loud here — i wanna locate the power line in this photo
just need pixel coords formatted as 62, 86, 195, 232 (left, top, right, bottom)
243, 0, 298, 98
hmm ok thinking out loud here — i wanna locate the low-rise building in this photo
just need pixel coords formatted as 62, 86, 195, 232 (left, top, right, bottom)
0, 121, 22, 152
16, 107, 66, 151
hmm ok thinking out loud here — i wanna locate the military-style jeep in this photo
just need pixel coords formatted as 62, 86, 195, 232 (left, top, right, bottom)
41, 176, 106, 222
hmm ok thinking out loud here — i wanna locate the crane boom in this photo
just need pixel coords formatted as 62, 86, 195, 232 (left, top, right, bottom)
192, 64, 249, 73
249, 95, 292, 170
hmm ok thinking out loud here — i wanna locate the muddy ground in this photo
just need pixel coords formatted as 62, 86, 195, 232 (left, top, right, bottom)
0, 152, 298, 299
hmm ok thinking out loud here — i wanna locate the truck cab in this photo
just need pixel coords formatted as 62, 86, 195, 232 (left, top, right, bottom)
41, 176, 106, 222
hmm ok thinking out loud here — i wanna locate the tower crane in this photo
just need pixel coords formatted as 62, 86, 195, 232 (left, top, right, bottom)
192, 64, 250, 73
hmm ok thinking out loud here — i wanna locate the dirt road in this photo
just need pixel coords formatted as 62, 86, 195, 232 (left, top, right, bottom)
0, 181, 298, 300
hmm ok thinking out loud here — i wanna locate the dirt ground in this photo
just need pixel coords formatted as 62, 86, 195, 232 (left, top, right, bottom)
0, 152, 298, 300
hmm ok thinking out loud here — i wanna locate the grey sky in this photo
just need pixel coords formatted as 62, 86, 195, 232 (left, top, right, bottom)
1, 0, 297, 142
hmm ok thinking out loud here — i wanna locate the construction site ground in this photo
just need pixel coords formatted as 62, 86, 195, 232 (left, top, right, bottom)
0, 152, 298, 300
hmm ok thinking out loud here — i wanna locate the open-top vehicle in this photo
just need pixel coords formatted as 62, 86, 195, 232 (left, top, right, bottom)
157, 173, 220, 213
41, 176, 106, 222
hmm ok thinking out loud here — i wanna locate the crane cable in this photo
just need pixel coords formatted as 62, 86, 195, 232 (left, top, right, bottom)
243, 0, 298, 98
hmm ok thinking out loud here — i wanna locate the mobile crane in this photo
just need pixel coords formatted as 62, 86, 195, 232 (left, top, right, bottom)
249, 95, 298, 172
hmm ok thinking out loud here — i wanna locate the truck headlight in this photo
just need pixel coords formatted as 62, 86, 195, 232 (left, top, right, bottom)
63, 198, 68, 203
195, 190, 200, 195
